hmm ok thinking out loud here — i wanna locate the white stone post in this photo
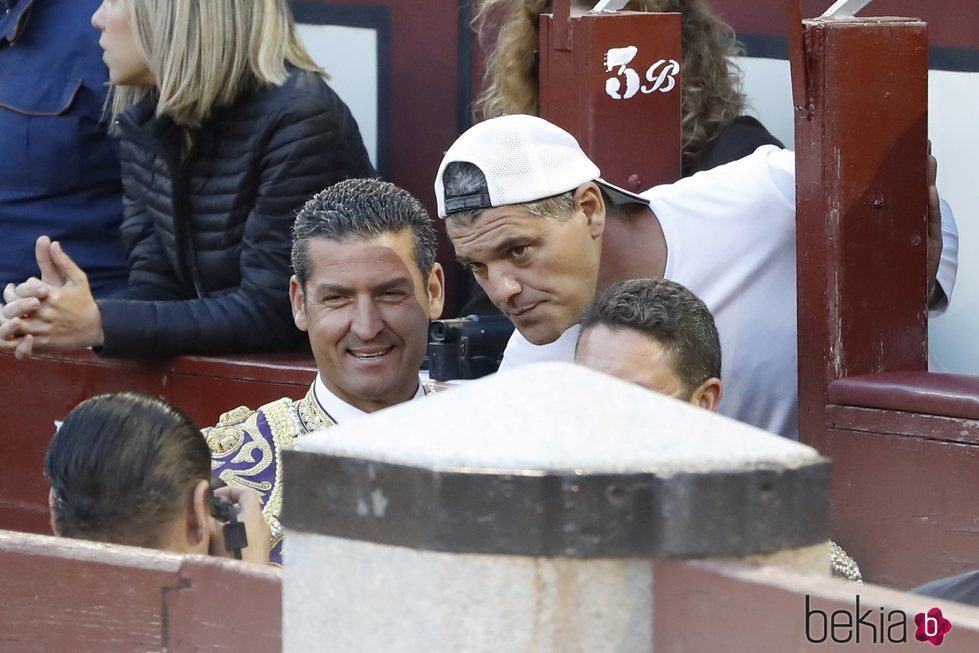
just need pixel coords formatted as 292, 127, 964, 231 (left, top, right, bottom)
281, 363, 829, 652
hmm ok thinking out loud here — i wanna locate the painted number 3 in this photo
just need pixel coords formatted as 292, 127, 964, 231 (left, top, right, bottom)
604, 46, 680, 100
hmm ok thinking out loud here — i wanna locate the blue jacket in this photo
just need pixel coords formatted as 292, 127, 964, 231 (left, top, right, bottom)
0, 0, 128, 296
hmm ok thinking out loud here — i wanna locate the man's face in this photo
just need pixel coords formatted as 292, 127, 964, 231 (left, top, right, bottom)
291, 231, 444, 412
575, 324, 691, 400
446, 186, 605, 345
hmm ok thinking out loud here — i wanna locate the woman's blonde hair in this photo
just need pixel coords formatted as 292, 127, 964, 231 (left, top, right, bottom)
111, 0, 323, 127
474, 0, 746, 165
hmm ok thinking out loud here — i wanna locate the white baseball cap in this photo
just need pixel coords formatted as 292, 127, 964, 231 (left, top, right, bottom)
434, 114, 649, 218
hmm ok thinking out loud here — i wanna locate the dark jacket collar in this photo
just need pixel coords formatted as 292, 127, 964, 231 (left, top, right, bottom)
1, 0, 35, 45
116, 94, 179, 155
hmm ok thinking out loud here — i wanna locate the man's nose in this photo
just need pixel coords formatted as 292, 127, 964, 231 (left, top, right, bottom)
484, 266, 521, 307
350, 298, 384, 340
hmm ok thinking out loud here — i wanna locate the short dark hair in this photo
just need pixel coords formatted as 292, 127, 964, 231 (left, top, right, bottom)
579, 278, 721, 394
291, 178, 438, 287
44, 392, 210, 549
440, 161, 577, 225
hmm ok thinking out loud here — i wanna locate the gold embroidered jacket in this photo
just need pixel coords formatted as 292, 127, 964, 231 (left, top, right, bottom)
204, 381, 446, 565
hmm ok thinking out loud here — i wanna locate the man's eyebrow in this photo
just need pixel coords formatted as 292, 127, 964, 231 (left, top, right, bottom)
312, 282, 351, 296
374, 277, 414, 292
457, 235, 534, 268
492, 235, 533, 255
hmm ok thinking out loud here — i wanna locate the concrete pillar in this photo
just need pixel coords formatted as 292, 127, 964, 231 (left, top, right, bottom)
281, 363, 829, 652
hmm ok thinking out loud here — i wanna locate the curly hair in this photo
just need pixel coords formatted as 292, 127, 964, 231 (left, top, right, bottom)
473, 0, 746, 166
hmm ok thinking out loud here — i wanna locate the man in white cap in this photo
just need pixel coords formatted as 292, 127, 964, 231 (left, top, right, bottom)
434, 114, 957, 439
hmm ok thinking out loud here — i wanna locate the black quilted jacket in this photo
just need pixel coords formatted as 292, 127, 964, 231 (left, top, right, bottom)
95, 69, 375, 357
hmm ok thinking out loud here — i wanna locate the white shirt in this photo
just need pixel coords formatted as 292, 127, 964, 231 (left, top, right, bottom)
313, 373, 426, 424
499, 146, 959, 440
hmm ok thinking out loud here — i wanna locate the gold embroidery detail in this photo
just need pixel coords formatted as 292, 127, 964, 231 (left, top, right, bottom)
268, 532, 285, 569
206, 402, 282, 494
829, 540, 863, 583
218, 405, 253, 426
261, 396, 313, 543
296, 385, 337, 433
422, 380, 451, 395
204, 425, 248, 456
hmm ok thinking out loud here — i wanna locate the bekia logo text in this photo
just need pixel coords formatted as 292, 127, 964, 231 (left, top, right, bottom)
806, 595, 952, 646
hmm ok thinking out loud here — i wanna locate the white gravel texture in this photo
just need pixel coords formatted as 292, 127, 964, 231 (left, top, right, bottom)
290, 363, 822, 474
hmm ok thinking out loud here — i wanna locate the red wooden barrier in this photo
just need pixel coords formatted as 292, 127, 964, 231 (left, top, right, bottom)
791, 14, 979, 588
654, 559, 979, 651
0, 350, 315, 535
0, 529, 281, 653
540, 0, 682, 191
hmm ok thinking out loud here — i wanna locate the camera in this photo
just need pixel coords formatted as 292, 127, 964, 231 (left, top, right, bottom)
209, 476, 234, 521
210, 477, 247, 559
210, 492, 235, 523
427, 315, 514, 381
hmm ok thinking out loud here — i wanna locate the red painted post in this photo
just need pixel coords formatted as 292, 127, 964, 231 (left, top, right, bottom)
794, 17, 929, 452
539, 2, 682, 190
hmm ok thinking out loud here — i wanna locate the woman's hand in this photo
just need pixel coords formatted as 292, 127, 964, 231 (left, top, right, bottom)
0, 237, 103, 359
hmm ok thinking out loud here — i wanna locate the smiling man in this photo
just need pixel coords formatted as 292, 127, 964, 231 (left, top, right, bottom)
204, 178, 445, 564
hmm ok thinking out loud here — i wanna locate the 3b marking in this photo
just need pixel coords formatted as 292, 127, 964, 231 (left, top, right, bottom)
604, 46, 679, 100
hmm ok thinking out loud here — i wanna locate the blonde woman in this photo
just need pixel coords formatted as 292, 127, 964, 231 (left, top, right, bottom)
0, 0, 374, 358
475, 0, 783, 176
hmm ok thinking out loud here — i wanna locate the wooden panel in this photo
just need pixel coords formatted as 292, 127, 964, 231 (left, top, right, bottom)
167, 557, 282, 653
825, 427, 979, 589
0, 351, 166, 534
540, 7, 682, 190
791, 18, 979, 593
654, 559, 979, 651
0, 529, 281, 652
0, 530, 178, 652
827, 404, 979, 446
0, 350, 315, 535
170, 354, 316, 427
795, 19, 929, 453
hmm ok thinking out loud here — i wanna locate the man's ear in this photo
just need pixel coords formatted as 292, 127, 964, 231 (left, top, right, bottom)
690, 378, 724, 412
289, 276, 308, 332
575, 182, 607, 239
426, 262, 446, 320
185, 479, 211, 551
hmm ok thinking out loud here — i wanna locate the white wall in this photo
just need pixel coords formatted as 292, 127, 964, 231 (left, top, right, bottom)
737, 56, 979, 374
296, 23, 380, 169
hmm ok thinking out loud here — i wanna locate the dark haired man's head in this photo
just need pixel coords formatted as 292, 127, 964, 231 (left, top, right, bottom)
289, 178, 445, 413
575, 278, 723, 410
45, 392, 214, 553
291, 178, 438, 288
